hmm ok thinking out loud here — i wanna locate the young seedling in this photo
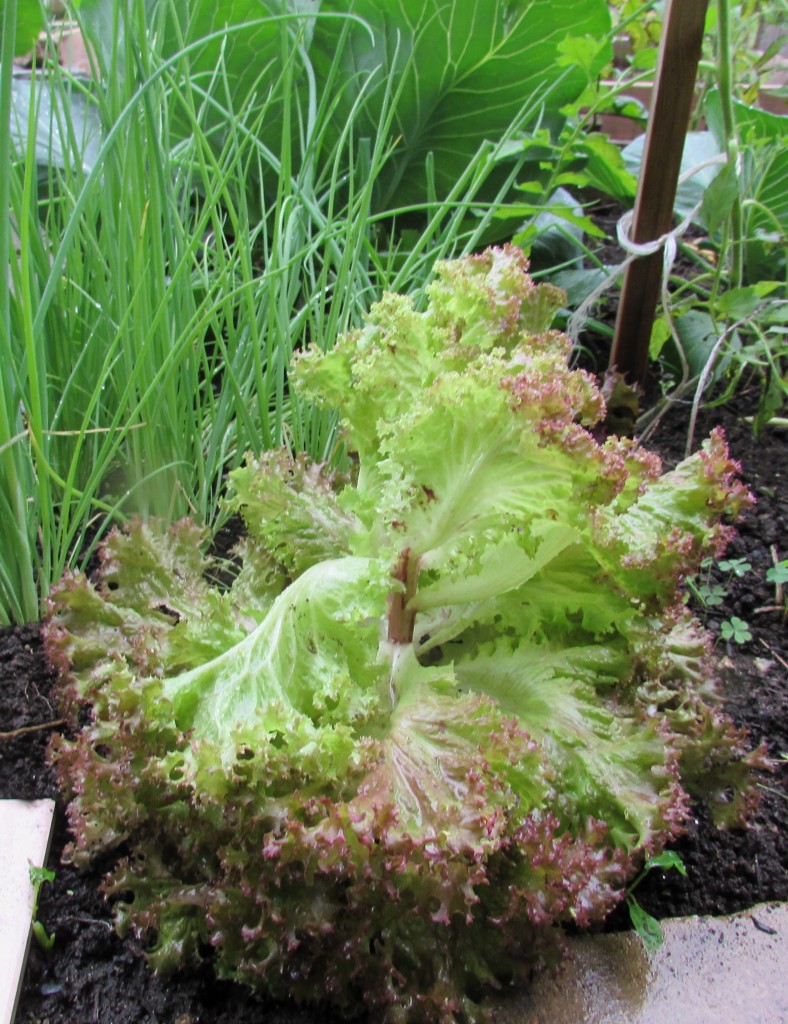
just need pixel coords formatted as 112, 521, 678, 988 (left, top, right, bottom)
626, 851, 687, 951
686, 556, 751, 620
764, 555, 788, 620
687, 557, 755, 644
686, 558, 719, 611
717, 557, 752, 578
720, 616, 752, 644
28, 865, 56, 952
718, 560, 753, 645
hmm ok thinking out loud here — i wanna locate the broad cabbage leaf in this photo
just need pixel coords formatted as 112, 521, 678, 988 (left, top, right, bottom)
76, 0, 611, 207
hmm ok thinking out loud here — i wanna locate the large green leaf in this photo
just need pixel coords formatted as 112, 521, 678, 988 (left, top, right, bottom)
77, 0, 314, 122
9, 77, 103, 170
621, 130, 725, 226
310, 0, 611, 206
1, 0, 45, 57
158, 0, 320, 115
704, 90, 788, 286
78, 0, 610, 210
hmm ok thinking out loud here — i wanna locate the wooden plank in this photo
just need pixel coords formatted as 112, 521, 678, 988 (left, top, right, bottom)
0, 800, 56, 1024
609, 0, 710, 389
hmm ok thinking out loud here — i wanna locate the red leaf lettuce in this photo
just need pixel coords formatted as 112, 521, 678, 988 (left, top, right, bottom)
44, 245, 766, 1023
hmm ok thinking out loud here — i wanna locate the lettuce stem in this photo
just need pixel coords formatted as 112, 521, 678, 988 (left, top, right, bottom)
387, 548, 421, 644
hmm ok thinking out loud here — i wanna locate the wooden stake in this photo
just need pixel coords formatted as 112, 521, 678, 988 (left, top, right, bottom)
609, 0, 710, 389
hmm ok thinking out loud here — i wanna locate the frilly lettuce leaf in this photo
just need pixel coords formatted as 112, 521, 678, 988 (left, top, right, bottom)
227, 451, 358, 575
45, 245, 762, 1024
451, 636, 686, 850
161, 555, 391, 757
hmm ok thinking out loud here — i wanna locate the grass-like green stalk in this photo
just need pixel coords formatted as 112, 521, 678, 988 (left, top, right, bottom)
714, 0, 745, 291
0, 0, 546, 624
1, 0, 40, 623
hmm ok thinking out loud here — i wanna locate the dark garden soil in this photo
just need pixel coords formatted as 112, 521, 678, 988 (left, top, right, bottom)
1, 386, 786, 1024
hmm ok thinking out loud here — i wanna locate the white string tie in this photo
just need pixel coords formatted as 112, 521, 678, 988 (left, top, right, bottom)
567, 152, 731, 363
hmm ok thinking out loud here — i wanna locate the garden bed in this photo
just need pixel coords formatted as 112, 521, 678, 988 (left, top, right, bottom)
1, 385, 786, 1024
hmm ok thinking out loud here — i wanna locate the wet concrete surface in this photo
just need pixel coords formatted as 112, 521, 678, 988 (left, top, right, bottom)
499, 903, 787, 1024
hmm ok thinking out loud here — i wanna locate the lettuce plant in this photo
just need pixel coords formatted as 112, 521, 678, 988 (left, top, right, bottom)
45, 246, 765, 1023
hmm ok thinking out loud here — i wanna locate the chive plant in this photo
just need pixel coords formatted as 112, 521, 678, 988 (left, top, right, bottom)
0, 0, 537, 625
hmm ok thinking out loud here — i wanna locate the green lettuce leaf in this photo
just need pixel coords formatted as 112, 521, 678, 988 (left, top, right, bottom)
46, 245, 762, 1023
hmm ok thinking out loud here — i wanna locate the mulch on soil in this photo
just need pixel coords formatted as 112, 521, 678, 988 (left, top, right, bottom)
1, 387, 786, 1024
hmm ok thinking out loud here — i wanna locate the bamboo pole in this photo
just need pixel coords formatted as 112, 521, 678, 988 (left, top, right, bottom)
609, 0, 710, 388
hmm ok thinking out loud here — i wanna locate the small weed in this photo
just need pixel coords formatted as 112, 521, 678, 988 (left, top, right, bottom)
626, 850, 687, 951
767, 561, 788, 587
687, 558, 758, 645
687, 557, 753, 643
29, 865, 56, 952
720, 616, 752, 644
766, 558, 788, 617
686, 556, 751, 621
692, 581, 726, 608
717, 557, 752, 578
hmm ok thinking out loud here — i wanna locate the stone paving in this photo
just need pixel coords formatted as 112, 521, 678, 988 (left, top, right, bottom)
499, 902, 787, 1024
